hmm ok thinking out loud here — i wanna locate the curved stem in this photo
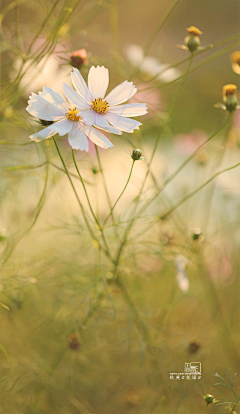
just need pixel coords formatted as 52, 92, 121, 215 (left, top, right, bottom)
113, 55, 193, 270
103, 160, 135, 227
72, 150, 111, 257
53, 139, 110, 259
158, 161, 240, 219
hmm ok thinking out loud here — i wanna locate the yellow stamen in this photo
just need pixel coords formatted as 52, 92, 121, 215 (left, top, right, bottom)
66, 107, 81, 121
91, 97, 109, 114
186, 26, 202, 36
223, 84, 237, 97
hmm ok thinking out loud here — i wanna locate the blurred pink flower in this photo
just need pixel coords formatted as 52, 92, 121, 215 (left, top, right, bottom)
208, 254, 233, 283
130, 83, 163, 115
70, 49, 88, 69
173, 130, 207, 155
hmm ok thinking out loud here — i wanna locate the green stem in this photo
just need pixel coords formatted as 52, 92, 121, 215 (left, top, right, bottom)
160, 161, 240, 219
103, 160, 135, 227
141, 37, 240, 93
142, 32, 240, 84
95, 145, 113, 217
53, 139, 110, 259
139, 115, 231, 216
113, 56, 193, 270
132, 160, 240, 242
129, 0, 180, 80
72, 149, 111, 259
204, 403, 208, 414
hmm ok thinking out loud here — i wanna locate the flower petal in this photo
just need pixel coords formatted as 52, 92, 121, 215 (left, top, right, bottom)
26, 93, 65, 121
51, 119, 73, 136
105, 81, 137, 106
63, 83, 91, 110
39, 87, 68, 112
94, 113, 122, 135
68, 122, 89, 151
108, 103, 148, 117
29, 125, 57, 142
71, 68, 93, 104
82, 124, 113, 149
105, 113, 141, 132
80, 109, 97, 126
88, 66, 109, 98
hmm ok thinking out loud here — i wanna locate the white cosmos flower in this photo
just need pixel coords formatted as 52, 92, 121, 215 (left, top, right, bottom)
26, 87, 122, 151
62, 66, 148, 133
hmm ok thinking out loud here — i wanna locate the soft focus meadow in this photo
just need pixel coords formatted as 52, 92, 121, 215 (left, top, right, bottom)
0, 1, 240, 413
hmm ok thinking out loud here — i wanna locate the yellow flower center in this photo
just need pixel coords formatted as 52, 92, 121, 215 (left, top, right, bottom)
223, 84, 237, 97
66, 107, 81, 121
91, 98, 109, 114
186, 26, 202, 37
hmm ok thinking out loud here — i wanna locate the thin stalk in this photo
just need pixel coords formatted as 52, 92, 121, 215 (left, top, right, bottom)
131, 160, 240, 242
103, 160, 135, 227
142, 32, 240, 84
72, 150, 111, 257
160, 161, 240, 219
141, 37, 240, 93
113, 55, 193, 270
53, 139, 110, 259
138, 115, 231, 217
129, 0, 180, 80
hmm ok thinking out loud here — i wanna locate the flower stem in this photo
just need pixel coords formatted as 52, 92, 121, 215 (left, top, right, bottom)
53, 138, 110, 259
204, 404, 208, 414
103, 160, 135, 227
72, 149, 111, 258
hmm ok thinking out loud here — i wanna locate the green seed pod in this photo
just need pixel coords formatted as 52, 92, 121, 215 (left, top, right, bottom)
185, 35, 201, 52
203, 394, 216, 404
131, 149, 143, 161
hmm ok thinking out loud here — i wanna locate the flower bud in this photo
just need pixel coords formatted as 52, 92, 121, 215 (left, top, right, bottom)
192, 228, 202, 240
131, 149, 143, 161
39, 119, 54, 126
68, 333, 80, 350
203, 394, 216, 404
184, 26, 202, 52
70, 49, 88, 69
223, 84, 238, 112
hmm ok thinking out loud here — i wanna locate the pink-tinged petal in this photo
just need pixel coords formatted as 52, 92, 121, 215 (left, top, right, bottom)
26, 93, 65, 121
71, 68, 93, 104
105, 113, 141, 132
39, 87, 68, 112
108, 103, 148, 117
29, 125, 57, 142
51, 119, 73, 136
81, 109, 97, 126
88, 66, 109, 98
105, 81, 137, 106
63, 83, 91, 110
82, 124, 113, 149
94, 113, 122, 135
68, 122, 89, 151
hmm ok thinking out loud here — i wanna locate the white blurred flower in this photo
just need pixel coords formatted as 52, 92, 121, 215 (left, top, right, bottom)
10, 54, 72, 98
126, 44, 181, 83
175, 255, 189, 293
26, 87, 119, 151
64, 66, 148, 133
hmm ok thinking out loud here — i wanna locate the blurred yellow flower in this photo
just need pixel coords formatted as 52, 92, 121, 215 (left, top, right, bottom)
230, 51, 240, 74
